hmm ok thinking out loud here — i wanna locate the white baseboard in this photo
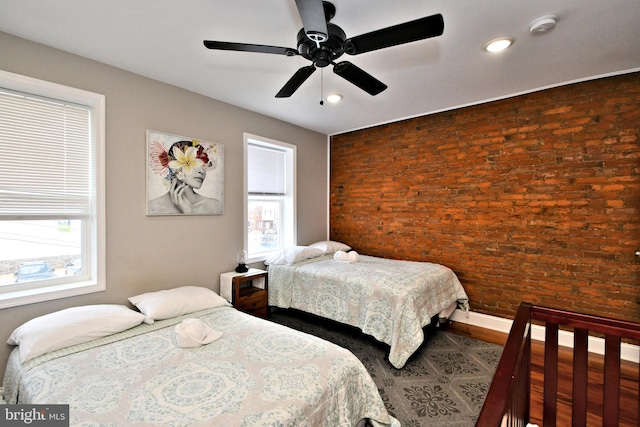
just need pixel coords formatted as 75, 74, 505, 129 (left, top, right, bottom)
450, 309, 639, 364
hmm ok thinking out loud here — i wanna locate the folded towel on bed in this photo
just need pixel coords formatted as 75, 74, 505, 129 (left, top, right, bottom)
175, 318, 222, 348
334, 250, 349, 262
334, 250, 359, 263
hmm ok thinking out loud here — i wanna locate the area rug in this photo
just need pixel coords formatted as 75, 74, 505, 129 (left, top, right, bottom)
269, 309, 503, 427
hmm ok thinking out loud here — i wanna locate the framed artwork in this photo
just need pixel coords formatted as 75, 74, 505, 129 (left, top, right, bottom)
146, 130, 224, 216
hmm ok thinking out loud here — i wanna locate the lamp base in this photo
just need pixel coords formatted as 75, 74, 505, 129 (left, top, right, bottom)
235, 263, 249, 273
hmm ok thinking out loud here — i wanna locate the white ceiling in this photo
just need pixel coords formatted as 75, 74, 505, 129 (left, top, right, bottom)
1, 0, 639, 135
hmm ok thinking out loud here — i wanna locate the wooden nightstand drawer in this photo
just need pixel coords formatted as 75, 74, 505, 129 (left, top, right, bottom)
237, 289, 267, 309
220, 269, 269, 318
236, 300, 267, 312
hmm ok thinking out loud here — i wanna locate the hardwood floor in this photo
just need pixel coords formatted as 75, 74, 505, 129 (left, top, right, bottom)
447, 321, 639, 427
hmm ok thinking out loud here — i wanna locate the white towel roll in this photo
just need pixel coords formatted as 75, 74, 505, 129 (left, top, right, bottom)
334, 250, 349, 262
175, 318, 222, 348
334, 250, 359, 263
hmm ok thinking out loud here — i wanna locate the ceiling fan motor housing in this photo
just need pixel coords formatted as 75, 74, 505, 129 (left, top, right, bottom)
297, 23, 346, 67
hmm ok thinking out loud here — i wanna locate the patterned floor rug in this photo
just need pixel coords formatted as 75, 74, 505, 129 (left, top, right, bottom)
269, 309, 503, 427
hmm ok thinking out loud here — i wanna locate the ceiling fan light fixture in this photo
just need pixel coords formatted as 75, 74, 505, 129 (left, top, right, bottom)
484, 37, 513, 53
327, 93, 343, 103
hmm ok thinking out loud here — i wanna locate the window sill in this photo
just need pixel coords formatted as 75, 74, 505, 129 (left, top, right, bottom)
0, 280, 105, 309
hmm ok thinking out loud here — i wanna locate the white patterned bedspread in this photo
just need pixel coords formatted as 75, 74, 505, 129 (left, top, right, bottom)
2, 306, 398, 427
268, 254, 470, 369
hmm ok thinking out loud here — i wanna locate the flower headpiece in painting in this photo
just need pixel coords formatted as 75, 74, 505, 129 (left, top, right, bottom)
150, 139, 219, 185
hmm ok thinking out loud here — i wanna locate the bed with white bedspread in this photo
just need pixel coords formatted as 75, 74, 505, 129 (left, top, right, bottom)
3, 303, 398, 427
267, 248, 470, 369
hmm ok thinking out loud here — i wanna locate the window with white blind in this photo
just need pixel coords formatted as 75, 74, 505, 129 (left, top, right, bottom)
244, 134, 296, 261
0, 70, 105, 308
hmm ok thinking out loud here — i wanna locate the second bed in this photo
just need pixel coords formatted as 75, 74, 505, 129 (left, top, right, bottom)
267, 247, 469, 369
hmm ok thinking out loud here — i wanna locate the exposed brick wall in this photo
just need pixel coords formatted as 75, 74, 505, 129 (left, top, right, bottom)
330, 72, 640, 322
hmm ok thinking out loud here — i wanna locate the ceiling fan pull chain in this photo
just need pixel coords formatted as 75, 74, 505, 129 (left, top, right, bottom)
320, 68, 324, 105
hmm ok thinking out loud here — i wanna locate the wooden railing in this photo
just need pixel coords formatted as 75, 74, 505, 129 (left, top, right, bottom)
475, 302, 640, 427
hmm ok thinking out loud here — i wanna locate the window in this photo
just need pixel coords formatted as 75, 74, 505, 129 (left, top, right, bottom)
0, 70, 105, 309
244, 134, 296, 261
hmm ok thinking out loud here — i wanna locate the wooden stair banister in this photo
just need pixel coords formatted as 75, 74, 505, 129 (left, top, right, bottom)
476, 302, 640, 427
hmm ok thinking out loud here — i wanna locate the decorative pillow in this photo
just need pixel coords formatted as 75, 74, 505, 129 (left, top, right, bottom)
128, 286, 229, 322
7, 304, 147, 364
264, 246, 324, 265
309, 240, 352, 254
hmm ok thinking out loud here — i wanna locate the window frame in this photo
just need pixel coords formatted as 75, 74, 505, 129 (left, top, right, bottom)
243, 133, 296, 262
0, 70, 106, 309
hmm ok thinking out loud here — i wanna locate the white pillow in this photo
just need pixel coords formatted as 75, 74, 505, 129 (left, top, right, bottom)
308, 240, 352, 254
7, 304, 147, 364
128, 286, 229, 322
264, 246, 324, 265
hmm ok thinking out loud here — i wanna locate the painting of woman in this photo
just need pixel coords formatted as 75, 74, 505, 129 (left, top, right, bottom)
147, 131, 224, 215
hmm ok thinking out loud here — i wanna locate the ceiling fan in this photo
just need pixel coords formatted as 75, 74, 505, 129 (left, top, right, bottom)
203, 0, 444, 98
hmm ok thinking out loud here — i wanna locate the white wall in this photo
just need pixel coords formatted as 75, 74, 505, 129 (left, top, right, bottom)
0, 32, 328, 368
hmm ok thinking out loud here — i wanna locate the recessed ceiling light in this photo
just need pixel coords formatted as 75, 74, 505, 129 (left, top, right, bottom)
326, 93, 343, 103
484, 37, 513, 53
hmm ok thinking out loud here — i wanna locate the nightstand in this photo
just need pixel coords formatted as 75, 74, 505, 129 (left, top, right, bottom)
220, 269, 269, 318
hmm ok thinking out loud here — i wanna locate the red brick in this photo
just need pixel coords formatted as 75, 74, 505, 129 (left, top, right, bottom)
330, 72, 640, 323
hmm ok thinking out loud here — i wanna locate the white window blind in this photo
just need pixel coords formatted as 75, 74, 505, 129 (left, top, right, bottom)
0, 88, 92, 219
247, 144, 286, 195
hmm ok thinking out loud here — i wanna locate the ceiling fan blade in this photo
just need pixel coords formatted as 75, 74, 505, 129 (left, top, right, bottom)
344, 14, 444, 55
275, 65, 317, 98
333, 61, 387, 96
203, 40, 298, 56
295, 0, 329, 44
